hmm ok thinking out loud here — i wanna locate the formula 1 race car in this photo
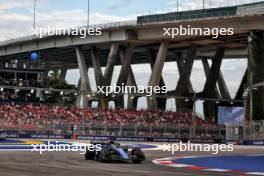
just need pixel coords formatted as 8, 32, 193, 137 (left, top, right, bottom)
84, 141, 145, 163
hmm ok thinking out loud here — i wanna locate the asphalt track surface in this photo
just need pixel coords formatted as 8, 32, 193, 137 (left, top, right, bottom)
0, 145, 264, 176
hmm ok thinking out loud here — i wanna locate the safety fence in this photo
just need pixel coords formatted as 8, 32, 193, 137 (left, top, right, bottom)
225, 122, 264, 141
1, 121, 264, 142
0, 121, 224, 140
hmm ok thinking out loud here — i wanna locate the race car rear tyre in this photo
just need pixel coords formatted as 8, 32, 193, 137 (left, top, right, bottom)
133, 160, 143, 164
85, 151, 95, 160
132, 147, 145, 157
97, 152, 106, 162
131, 147, 145, 163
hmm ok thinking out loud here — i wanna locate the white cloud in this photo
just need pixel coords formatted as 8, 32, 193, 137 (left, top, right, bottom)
0, 0, 50, 10
0, 8, 136, 41
0, 0, 33, 9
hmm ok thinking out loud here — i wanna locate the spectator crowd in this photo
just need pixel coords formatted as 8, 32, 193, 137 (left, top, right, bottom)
0, 104, 213, 131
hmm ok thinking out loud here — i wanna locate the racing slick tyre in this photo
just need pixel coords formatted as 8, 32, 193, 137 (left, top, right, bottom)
131, 147, 145, 164
84, 151, 95, 160
97, 152, 107, 162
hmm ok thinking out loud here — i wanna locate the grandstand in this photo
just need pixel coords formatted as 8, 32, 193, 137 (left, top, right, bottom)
1, 1, 264, 176
0, 104, 220, 139
0, 57, 217, 139
0, 1, 264, 143
0, 55, 216, 138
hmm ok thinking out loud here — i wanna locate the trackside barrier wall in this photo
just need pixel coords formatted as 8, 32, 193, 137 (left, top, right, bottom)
1, 132, 264, 145
0, 132, 223, 143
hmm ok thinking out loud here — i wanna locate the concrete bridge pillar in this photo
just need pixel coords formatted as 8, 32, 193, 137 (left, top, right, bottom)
75, 79, 82, 107
247, 31, 264, 121
126, 67, 138, 110
115, 44, 134, 108
176, 53, 193, 93
91, 46, 107, 108
147, 42, 169, 110
104, 44, 119, 86
202, 59, 220, 98
218, 69, 231, 99
103, 44, 119, 107
235, 69, 247, 100
149, 49, 167, 110
175, 47, 197, 112
119, 50, 138, 110
203, 58, 231, 99
76, 47, 92, 108
203, 47, 225, 122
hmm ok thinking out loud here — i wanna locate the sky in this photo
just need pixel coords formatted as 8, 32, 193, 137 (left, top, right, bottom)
0, 0, 259, 114
0, 0, 263, 40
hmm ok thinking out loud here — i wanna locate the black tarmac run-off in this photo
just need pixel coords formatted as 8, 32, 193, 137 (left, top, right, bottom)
0, 147, 263, 176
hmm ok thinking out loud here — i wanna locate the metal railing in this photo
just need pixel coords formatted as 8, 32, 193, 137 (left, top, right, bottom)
2, 120, 264, 141
0, 20, 137, 46
0, 120, 225, 140
137, 10, 236, 24
225, 122, 264, 141
243, 122, 264, 141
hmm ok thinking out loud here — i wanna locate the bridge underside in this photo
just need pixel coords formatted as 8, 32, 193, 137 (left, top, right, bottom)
0, 33, 249, 70
0, 15, 264, 122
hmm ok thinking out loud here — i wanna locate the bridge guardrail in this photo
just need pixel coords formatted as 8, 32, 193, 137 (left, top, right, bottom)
0, 20, 137, 46
1, 6, 263, 47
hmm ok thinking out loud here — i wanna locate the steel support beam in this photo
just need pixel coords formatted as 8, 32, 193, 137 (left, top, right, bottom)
147, 42, 169, 110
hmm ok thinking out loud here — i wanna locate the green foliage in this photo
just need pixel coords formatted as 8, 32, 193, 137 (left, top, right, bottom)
42, 74, 77, 105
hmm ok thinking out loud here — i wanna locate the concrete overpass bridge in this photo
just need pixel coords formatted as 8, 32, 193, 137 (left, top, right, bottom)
0, 2, 264, 122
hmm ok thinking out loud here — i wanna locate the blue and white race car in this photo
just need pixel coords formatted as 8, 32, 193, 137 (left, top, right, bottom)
85, 140, 145, 163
